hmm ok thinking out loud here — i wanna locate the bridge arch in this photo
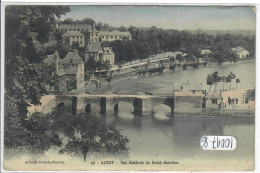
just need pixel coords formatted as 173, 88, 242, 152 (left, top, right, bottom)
151, 97, 174, 116
85, 103, 100, 114
113, 101, 134, 114
152, 104, 172, 113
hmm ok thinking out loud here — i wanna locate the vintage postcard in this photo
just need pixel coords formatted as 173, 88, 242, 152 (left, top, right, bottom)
1, 4, 256, 172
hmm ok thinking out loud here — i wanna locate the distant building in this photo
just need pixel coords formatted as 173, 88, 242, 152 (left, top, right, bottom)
200, 49, 212, 55
61, 31, 85, 48
44, 50, 85, 93
57, 23, 100, 43
99, 30, 132, 42
56, 23, 92, 32
85, 42, 115, 66
231, 46, 250, 59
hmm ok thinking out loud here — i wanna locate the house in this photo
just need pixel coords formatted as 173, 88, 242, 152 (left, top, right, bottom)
85, 42, 103, 62
99, 30, 132, 42
61, 31, 85, 48
231, 46, 250, 59
84, 42, 115, 65
202, 92, 223, 109
101, 47, 115, 65
200, 49, 213, 61
44, 50, 85, 93
200, 49, 212, 55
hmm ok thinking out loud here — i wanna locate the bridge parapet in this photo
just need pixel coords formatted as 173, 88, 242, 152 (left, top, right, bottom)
55, 94, 174, 116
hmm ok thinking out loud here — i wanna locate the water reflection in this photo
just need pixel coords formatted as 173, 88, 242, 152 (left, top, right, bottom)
99, 110, 254, 161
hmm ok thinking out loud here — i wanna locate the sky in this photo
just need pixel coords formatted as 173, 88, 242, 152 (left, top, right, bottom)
59, 6, 256, 30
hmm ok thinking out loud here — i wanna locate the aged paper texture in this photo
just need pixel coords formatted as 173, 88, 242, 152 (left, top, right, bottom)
2, 4, 256, 171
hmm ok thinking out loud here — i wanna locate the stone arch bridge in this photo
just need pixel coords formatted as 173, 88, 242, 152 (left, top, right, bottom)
55, 94, 174, 116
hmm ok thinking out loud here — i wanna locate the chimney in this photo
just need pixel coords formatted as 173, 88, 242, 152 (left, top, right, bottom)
93, 23, 96, 32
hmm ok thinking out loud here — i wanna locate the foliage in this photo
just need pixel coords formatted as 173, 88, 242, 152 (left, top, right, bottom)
71, 41, 80, 50
206, 74, 214, 92
51, 107, 129, 161
5, 105, 129, 161
5, 6, 70, 118
176, 54, 183, 62
85, 58, 111, 73
206, 71, 221, 91
102, 26, 255, 64
4, 95, 62, 153
226, 72, 236, 89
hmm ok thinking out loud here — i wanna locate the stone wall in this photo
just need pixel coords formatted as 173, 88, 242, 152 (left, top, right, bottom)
174, 95, 202, 114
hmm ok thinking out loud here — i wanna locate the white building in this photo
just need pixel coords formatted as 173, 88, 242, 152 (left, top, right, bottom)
85, 42, 115, 65
231, 46, 250, 59
200, 49, 213, 55
101, 47, 115, 65
99, 30, 132, 42
62, 31, 85, 48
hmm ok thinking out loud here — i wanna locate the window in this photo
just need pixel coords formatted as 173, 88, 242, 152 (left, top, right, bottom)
96, 34, 98, 37
211, 99, 217, 104
70, 29, 72, 31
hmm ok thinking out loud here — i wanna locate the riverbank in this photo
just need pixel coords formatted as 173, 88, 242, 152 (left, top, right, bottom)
85, 59, 255, 93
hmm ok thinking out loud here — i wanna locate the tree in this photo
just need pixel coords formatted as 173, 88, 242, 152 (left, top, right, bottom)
236, 78, 240, 88
206, 74, 214, 92
226, 72, 236, 90
221, 76, 226, 91
5, 5, 70, 149
206, 71, 221, 92
211, 71, 222, 91
71, 41, 80, 51
5, 5, 70, 112
176, 54, 183, 62
119, 25, 127, 31
62, 18, 74, 24
51, 107, 129, 162
80, 17, 95, 25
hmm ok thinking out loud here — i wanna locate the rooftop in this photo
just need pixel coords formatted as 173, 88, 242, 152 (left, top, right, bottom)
102, 47, 114, 54
61, 31, 84, 37
85, 42, 102, 53
43, 51, 60, 65
61, 50, 84, 64
99, 30, 131, 36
